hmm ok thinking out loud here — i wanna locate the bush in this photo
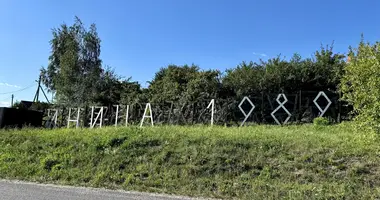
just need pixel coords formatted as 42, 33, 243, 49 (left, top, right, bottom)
313, 117, 329, 126
340, 38, 380, 133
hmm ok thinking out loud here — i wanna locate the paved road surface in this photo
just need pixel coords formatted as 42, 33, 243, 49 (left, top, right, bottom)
0, 180, 208, 200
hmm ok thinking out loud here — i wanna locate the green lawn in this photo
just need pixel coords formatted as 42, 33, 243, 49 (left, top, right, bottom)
0, 123, 379, 199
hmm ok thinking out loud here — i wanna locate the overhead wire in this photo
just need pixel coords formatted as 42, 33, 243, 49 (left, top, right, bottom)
0, 82, 36, 95
0, 96, 10, 102
0, 96, 11, 107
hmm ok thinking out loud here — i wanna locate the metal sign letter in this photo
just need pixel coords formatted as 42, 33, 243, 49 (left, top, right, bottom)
271, 94, 291, 125
140, 103, 154, 127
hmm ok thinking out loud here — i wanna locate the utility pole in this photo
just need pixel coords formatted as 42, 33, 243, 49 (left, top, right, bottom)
11, 94, 14, 107
33, 74, 41, 102
33, 73, 50, 104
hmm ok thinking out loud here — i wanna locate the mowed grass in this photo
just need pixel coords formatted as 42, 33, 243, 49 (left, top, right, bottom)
0, 123, 380, 199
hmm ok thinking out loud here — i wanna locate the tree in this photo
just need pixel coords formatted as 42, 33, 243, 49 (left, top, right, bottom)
119, 78, 144, 105
92, 66, 123, 106
184, 69, 221, 103
222, 61, 265, 98
309, 44, 346, 92
41, 16, 103, 106
148, 64, 200, 104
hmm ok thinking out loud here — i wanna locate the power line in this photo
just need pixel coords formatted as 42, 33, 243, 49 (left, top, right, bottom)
0, 83, 35, 95
0, 96, 10, 102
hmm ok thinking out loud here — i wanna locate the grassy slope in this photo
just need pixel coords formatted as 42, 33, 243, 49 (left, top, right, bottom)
0, 124, 380, 199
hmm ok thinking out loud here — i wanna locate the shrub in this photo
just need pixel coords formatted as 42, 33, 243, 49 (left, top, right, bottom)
340, 37, 380, 133
313, 117, 329, 126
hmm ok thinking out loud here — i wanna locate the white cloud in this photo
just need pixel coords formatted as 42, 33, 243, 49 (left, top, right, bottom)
0, 101, 10, 107
253, 52, 267, 57
0, 82, 21, 88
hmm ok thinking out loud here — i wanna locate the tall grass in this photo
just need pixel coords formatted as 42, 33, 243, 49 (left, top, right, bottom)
0, 123, 379, 199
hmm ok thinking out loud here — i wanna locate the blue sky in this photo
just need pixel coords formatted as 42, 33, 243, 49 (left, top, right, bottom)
1, 0, 380, 106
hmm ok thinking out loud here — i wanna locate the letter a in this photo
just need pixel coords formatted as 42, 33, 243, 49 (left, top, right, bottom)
140, 103, 154, 127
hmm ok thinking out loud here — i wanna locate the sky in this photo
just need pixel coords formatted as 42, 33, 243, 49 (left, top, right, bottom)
1, 0, 380, 107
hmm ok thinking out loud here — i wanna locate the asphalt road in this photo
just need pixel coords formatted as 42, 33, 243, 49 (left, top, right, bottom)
0, 180, 207, 200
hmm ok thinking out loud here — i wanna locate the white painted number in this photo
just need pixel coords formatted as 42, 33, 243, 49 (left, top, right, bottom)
207, 99, 215, 126
271, 94, 291, 125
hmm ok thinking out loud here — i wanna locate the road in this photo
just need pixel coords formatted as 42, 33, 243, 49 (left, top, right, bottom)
0, 180, 208, 200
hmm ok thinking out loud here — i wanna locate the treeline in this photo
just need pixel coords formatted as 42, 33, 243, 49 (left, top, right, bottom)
36, 17, 352, 125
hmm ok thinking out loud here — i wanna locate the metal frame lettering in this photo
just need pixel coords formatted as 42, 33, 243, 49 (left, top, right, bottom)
271, 94, 291, 125
207, 99, 215, 126
238, 96, 255, 126
313, 91, 332, 117
140, 103, 154, 127
67, 108, 81, 128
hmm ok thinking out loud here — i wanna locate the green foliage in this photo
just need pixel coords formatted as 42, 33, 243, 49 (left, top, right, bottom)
29, 102, 51, 111
0, 125, 380, 199
11, 101, 27, 109
41, 16, 103, 106
313, 117, 329, 126
11, 101, 51, 111
119, 79, 144, 105
40, 17, 140, 107
340, 37, 380, 133
41, 155, 60, 171
223, 45, 345, 97
38, 17, 353, 126
147, 64, 221, 105
93, 66, 141, 106
222, 61, 265, 98
39, 16, 348, 124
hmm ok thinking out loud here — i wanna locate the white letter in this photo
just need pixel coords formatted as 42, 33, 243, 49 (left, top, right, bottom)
90, 106, 104, 128
114, 105, 119, 127
140, 103, 154, 127
67, 108, 81, 128
46, 109, 58, 128
114, 105, 129, 127
125, 105, 130, 127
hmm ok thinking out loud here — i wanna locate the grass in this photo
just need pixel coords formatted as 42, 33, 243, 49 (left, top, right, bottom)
0, 123, 380, 199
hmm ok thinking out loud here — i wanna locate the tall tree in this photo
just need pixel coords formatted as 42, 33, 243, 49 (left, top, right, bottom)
41, 16, 103, 106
